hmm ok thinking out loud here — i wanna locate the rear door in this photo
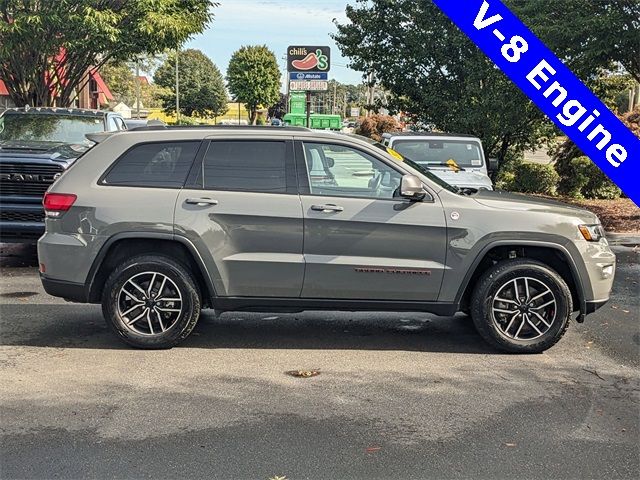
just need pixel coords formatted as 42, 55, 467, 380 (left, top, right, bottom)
175, 136, 304, 297
297, 139, 447, 301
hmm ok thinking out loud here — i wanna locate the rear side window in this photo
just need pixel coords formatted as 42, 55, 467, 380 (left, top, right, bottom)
104, 142, 200, 188
203, 141, 287, 193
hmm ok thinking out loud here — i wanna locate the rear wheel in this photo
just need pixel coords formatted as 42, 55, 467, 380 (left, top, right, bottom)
102, 255, 201, 349
470, 259, 572, 353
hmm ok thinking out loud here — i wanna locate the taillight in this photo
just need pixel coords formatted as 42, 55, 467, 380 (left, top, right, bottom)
43, 193, 77, 218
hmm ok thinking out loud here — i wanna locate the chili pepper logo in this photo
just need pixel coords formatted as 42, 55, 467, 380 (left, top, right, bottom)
292, 49, 329, 71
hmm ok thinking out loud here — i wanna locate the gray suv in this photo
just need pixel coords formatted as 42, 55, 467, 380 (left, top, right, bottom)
38, 126, 616, 352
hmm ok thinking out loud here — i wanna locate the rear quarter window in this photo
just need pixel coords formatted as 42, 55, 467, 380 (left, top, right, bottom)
102, 141, 200, 188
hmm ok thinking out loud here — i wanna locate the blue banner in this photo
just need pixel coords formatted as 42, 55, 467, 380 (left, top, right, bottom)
289, 72, 328, 80
432, 0, 640, 205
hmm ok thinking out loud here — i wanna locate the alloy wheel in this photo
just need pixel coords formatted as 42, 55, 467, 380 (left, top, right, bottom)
491, 276, 557, 341
117, 271, 183, 336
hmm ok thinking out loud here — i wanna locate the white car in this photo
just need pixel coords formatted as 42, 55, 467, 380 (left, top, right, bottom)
381, 132, 497, 190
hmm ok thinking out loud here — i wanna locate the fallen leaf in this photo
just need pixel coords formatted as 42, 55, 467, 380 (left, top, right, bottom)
286, 369, 320, 378
366, 446, 381, 453
622, 310, 630, 313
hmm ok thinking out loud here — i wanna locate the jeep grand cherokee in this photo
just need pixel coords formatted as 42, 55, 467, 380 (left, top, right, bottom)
38, 126, 615, 352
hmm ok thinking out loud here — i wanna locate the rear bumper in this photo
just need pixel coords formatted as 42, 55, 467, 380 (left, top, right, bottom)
40, 274, 87, 303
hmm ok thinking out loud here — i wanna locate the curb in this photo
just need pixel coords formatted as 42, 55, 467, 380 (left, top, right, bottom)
606, 233, 640, 246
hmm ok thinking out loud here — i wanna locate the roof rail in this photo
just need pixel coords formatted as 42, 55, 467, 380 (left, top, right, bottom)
127, 125, 312, 132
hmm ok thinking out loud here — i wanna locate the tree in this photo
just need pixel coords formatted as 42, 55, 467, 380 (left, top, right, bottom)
100, 60, 168, 109
227, 45, 281, 124
356, 114, 401, 141
268, 93, 288, 120
0, 1, 216, 107
154, 49, 228, 119
333, 0, 639, 164
513, 0, 640, 84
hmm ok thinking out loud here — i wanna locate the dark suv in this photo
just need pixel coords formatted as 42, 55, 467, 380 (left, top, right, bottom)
0, 107, 126, 242
38, 126, 615, 352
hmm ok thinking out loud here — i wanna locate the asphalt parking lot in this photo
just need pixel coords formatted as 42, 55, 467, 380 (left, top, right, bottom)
1, 243, 638, 480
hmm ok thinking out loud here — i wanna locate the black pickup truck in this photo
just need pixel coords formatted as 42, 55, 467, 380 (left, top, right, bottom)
0, 107, 127, 242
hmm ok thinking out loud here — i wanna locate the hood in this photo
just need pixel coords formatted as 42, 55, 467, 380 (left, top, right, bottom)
0, 140, 87, 163
472, 189, 599, 223
430, 168, 493, 188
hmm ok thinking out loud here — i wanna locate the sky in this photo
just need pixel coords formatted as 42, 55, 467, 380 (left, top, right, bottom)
185, 0, 364, 88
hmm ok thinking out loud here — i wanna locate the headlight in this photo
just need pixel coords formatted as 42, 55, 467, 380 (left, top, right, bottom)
578, 224, 605, 242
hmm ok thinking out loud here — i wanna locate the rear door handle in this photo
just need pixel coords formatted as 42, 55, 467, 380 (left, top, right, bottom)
311, 204, 344, 212
185, 197, 218, 206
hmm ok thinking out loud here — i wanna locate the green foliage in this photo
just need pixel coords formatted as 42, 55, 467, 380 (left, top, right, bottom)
227, 46, 281, 125
553, 109, 638, 199
0, 1, 216, 107
99, 60, 167, 109
154, 49, 228, 119
268, 93, 288, 120
255, 116, 266, 126
513, 0, 640, 84
333, 0, 639, 165
499, 163, 559, 196
356, 114, 401, 141
558, 157, 622, 199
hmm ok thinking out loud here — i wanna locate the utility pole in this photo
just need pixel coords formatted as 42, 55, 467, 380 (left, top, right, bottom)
175, 49, 180, 124
135, 59, 140, 119
332, 80, 337, 115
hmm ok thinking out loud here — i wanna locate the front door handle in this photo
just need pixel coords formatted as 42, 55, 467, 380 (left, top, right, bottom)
311, 204, 344, 212
185, 197, 218, 206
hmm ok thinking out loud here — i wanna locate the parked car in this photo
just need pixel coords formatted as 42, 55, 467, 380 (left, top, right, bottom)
0, 107, 126, 242
38, 126, 615, 352
381, 132, 497, 191
124, 118, 165, 130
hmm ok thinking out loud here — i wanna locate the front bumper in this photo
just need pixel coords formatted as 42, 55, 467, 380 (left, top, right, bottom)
0, 200, 45, 243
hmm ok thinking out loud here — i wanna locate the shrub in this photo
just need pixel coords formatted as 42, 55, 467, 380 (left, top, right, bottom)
507, 162, 559, 195
564, 156, 622, 199
553, 107, 638, 199
356, 114, 401, 142
494, 171, 516, 191
255, 115, 266, 126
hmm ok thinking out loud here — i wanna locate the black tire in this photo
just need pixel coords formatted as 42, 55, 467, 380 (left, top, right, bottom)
102, 255, 201, 349
470, 259, 572, 353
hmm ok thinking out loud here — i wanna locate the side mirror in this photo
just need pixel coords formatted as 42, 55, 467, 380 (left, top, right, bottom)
488, 158, 499, 172
400, 174, 426, 201
324, 156, 335, 168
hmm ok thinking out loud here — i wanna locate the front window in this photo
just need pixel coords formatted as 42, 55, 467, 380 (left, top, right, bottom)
392, 139, 484, 168
0, 112, 105, 147
303, 142, 402, 199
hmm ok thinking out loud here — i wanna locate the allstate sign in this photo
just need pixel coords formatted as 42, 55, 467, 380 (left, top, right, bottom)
289, 72, 328, 81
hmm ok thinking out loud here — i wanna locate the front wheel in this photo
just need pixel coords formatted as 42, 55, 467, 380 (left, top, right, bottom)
102, 255, 201, 349
470, 259, 572, 353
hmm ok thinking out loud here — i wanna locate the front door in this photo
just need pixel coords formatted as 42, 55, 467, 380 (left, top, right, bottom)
175, 138, 304, 297
298, 141, 447, 301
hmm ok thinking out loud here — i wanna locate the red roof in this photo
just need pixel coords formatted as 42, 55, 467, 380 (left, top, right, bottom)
89, 69, 114, 102
0, 79, 9, 96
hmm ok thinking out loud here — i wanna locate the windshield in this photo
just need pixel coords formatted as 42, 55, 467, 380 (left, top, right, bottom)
0, 113, 103, 147
392, 139, 484, 168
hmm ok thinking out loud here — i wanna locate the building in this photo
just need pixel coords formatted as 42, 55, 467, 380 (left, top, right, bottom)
0, 67, 113, 111
0, 80, 14, 110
